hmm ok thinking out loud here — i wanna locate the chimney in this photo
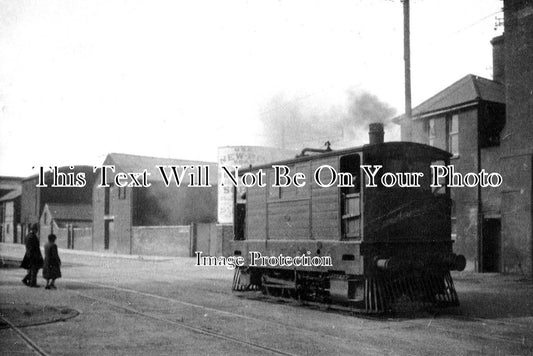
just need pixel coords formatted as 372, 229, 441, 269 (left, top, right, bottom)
491, 35, 505, 84
369, 123, 384, 145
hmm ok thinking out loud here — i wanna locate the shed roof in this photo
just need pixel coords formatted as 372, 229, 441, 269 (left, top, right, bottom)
45, 203, 92, 221
0, 188, 21, 202
395, 74, 504, 121
103, 153, 217, 183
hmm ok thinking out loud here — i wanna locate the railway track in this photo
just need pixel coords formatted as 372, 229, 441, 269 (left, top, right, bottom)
1, 272, 529, 354
61, 278, 353, 343
1, 275, 299, 355
67, 289, 296, 356
62, 277, 530, 348
0, 313, 51, 356
61, 277, 367, 334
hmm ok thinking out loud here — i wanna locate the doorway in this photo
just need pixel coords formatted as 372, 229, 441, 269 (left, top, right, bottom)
482, 218, 501, 272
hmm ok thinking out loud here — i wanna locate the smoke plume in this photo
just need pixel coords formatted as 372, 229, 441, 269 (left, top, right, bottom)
260, 90, 397, 150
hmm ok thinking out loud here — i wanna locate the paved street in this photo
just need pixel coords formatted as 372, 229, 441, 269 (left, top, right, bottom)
1, 243, 532, 356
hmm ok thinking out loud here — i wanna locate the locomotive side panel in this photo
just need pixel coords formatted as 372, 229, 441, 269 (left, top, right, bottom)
311, 157, 340, 240
267, 200, 310, 240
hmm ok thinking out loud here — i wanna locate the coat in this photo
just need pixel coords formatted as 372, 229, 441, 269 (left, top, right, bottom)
20, 232, 44, 270
43, 242, 62, 280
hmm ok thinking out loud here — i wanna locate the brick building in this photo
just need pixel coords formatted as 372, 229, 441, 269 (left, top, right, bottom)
92, 153, 217, 255
0, 176, 22, 243
499, 0, 533, 274
40, 203, 92, 250
396, 74, 505, 272
396, 0, 533, 274
0, 188, 21, 243
20, 166, 95, 240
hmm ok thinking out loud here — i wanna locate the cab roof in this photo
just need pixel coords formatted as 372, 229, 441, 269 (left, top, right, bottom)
240, 142, 451, 173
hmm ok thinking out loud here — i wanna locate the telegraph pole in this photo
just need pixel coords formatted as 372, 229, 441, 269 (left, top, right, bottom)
401, 0, 412, 141
402, 0, 412, 139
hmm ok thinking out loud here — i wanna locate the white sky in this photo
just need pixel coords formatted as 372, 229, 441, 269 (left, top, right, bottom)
0, 0, 503, 177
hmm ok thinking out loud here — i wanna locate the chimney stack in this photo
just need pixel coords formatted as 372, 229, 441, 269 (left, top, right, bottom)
491, 35, 505, 84
369, 123, 384, 145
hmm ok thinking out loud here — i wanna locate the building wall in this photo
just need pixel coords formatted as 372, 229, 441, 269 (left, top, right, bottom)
451, 109, 480, 271
501, 0, 533, 275
131, 225, 190, 256
21, 178, 40, 231
132, 182, 217, 227
94, 172, 217, 256
480, 146, 502, 217
2, 201, 17, 243
114, 186, 133, 255
503, 0, 533, 155
500, 154, 532, 274
407, 118, 428, 145
92, 179, 104, 251
92, 180, 133, 254
21, 167, 94, 238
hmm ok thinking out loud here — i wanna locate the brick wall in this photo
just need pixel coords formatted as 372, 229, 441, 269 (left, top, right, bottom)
501, 0, 533, 275
131, 225, 191, 257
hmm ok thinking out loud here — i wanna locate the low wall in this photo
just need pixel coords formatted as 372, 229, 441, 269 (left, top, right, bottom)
55, 228, 69, 249
73, 227, 92, 251
45, 226, 92, 251
132, 226, 191, 257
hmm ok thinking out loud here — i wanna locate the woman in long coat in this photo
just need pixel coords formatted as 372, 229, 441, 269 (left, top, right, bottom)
21, 223, 44, 287
43, 234, 61, 289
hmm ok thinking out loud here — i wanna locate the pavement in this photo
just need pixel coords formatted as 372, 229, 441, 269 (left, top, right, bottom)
1, 242, 532, 355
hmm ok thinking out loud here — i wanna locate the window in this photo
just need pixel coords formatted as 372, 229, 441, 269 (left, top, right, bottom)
340, 154, 361, 239
428, 118, 436, 147
44, 212, 48, 225
431, 160, 446, 195
451, 199, 457, 240
448, 114, 459, 156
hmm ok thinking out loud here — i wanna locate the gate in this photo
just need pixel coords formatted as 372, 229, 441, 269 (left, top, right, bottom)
192, 223, 218, 256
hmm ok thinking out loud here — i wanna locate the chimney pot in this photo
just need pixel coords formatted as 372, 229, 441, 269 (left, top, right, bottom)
369, 123, 384, 145
491, 35, 505, 84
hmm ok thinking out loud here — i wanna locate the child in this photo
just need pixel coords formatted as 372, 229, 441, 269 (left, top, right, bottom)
43, 234, 61, 289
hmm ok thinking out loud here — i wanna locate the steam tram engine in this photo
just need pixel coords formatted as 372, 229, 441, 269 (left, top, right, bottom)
231, 125, 466, 313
